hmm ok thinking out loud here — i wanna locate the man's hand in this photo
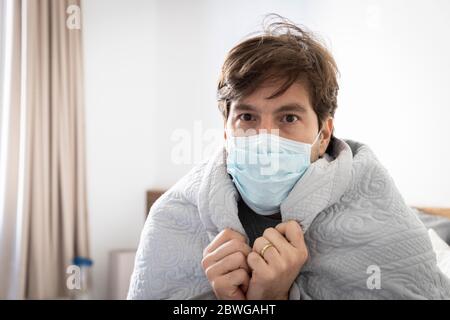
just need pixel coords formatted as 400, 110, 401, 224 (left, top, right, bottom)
245, 220, 308, 300
201, 228, 252, 300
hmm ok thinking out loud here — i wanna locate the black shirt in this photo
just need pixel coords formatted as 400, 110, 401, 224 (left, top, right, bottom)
237, 197, 282, 247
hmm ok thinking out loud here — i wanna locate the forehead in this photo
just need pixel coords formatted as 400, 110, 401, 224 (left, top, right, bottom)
232, 80, 313, 112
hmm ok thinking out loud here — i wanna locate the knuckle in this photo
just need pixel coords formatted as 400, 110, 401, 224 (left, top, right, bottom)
202, 245, 210, 257
235, 243, 251, 258
287, 219, 297, 226
253, 236, 264, 247
234, 232, 246, 243
223, 228, 245, 242
263, 227, 275, 238
277, 221, 287, 228
233, 250, 246, 263
229, 238, 242, 251
247, 251, 258, 263
201, 256, 209, 270
240, 243, 251, 255
221, 228, 233, 238
287, 220, 298, 230
240, 239, 252, 250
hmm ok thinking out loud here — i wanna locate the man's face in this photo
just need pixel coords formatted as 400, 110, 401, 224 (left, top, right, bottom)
225, 80, 333, 162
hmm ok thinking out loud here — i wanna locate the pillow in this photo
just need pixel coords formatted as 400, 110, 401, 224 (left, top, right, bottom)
428, 228, 450, 279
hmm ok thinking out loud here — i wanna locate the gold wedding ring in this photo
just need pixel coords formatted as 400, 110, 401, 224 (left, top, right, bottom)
260, 242, 274, 259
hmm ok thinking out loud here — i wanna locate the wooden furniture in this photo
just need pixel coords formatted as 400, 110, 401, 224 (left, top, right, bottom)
146, 190, 165, 217
414, 207, 450, 219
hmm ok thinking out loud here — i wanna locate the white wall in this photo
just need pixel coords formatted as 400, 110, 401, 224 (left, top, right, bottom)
83, 0, 450, 298
82, 0, 158, 299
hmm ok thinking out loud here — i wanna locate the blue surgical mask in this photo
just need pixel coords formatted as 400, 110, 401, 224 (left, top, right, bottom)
225, 130, 322, 216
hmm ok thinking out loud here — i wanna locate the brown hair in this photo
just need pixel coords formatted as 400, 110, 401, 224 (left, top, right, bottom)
217, 14, 339, 133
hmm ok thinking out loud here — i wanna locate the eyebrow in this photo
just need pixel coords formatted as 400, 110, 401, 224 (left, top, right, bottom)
274, 103, 308, 114
233, 103, 258, 112
233, 103, 307, 114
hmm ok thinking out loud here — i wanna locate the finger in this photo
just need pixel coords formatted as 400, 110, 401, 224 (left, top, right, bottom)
203, 228, 247, 256
207, 238, 252, 264
247, 251, 271, 274
217, 269, 249, 300
275, 220, 305, 249
261, 227, 291, 257
252, 236, 281, 265
205, 251, 250, 281
226, 268, 250, 294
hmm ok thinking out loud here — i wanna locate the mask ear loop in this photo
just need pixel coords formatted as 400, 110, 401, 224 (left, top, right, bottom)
313, 128, 324, 158
312, 128, 323, 146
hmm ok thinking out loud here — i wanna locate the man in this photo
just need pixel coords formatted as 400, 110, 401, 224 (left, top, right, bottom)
127, 15, 450, 300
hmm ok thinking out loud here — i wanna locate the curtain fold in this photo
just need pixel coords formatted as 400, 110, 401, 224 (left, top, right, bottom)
0, 0, 89, 299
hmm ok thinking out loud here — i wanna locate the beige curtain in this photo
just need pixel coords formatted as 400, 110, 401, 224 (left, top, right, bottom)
0, 0, 89, 299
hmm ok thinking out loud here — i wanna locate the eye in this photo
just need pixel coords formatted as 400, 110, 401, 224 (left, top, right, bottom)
239, 113, 255, 121
281, 114, 299, 123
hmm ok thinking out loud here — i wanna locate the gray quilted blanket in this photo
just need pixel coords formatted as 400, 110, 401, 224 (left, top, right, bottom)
127, 137, 450, 299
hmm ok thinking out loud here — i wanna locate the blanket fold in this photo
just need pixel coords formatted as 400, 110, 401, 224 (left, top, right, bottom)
128, 138, 450, 299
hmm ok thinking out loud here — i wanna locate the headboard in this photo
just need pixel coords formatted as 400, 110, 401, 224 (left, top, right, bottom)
413, 207, 450, 219
146, 189, 450, 220
146, 190, 166, 217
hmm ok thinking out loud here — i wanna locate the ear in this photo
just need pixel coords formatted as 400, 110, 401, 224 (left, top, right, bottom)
319, 117, 334, 156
